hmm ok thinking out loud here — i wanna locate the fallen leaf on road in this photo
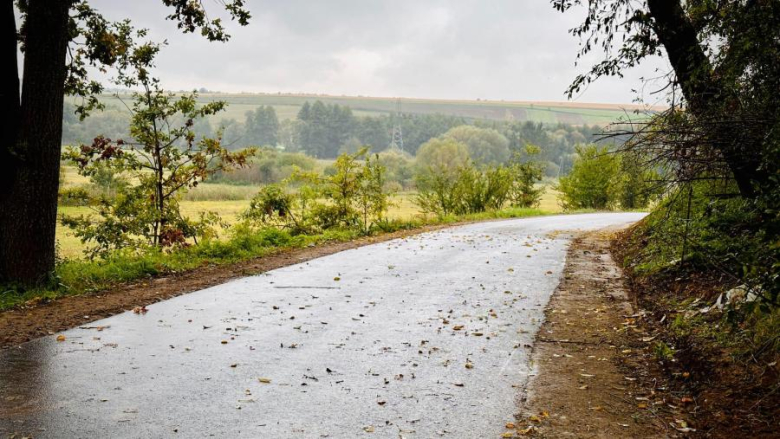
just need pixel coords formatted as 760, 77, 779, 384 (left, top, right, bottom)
56, 334, 66, 342
363, 425, 375, 433
258, 378, 271, 384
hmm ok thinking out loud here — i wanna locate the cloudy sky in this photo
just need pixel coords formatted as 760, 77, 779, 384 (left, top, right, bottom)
80, 0, 669, 105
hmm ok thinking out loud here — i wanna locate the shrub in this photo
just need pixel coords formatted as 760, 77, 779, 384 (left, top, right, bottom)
415, 162, 515, 216
242, 148, 394, 234
557, 145, 620, 210
61, 63, 254, 259
507, 146, 544, 208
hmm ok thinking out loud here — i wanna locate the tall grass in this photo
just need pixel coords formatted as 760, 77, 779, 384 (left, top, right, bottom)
181, 183, 258, 201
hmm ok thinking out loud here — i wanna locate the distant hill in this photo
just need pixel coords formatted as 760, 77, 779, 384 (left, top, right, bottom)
84, 93, 658, 126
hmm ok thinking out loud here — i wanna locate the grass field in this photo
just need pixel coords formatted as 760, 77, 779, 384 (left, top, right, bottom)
56, 183, 562, 259
70, 93, 655, 127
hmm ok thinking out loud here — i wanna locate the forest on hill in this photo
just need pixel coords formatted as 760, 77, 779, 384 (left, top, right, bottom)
62, 98, 617, 177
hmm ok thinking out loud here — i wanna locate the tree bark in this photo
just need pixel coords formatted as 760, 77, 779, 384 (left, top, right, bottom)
647, 0, 758, 198
1, 1, 20, 189
0, 0, 72, 285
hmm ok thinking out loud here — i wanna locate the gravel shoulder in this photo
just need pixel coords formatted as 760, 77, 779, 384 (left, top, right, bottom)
516, 229, 667, 438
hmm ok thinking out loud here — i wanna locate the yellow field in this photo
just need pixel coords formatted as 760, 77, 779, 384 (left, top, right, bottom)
56, 180, 561, 259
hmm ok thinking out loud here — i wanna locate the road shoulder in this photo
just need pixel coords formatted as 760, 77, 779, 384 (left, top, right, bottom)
513, 230, 666, 438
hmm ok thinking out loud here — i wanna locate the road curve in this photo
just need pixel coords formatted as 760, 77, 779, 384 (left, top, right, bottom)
0, 213, 645, 438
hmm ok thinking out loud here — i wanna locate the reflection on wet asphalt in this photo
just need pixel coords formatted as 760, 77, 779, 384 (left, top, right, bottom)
0, 213, 645, 438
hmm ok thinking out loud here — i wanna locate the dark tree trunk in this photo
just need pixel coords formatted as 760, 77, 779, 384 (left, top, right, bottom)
0, 0, 71, 285
647, 0, 759, 198
1, 1, 20, 186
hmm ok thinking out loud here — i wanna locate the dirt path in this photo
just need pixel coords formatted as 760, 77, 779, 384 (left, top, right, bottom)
0, 224, 460, 349
517, 230, 668, 438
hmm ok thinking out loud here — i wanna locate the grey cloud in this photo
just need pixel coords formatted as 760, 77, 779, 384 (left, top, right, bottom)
84, 0, 669, 104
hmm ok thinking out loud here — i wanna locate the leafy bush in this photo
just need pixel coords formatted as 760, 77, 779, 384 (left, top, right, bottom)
243, 148, 394, 234
442, 125, 510, 165
507, 146, 545, 208
61, 64, 253, 259
415, 162, 514, 216
414, 144, 544, 216
557, 145, 620, 210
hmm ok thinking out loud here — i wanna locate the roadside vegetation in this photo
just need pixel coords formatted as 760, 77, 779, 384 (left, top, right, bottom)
552, 0, 780, 433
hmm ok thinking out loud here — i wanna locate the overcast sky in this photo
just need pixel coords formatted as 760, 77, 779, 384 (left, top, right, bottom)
67, 0, 670, 105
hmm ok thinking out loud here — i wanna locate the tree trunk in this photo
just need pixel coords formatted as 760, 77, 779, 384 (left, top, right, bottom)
0, 0, 72, 285
647, 0, 758, 198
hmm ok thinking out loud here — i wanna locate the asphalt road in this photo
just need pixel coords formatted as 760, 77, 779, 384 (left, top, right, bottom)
0, 213, 645, 438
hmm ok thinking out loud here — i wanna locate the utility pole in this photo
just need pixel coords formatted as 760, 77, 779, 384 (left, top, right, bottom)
389, 98, 404, 153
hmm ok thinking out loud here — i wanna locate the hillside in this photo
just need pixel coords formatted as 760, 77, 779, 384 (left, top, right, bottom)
83, 93, 657, 126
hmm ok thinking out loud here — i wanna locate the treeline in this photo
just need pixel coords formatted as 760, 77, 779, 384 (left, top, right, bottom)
62, 100, 614, 176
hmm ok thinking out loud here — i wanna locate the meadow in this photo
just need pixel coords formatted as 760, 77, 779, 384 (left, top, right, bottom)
56, 167, 562, 259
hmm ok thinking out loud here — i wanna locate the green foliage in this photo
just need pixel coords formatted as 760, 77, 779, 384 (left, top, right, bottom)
415, 137, 470, 173
615, 151, 660, 209
507, 146, 545, 208
652, 341, 676, 362
455, 165, 512, 214
356, 154, 392, 233
557, 145, 620, 210
416, 162, 511, 216
243, 148, 394, 235
88, 162, 128, 198
414, 167, 461, 216
442, 125, 510, 166
556, 0, 780, 313
61, 54, 254, 258
629, 180, 780, 307
243, 105, 279, 147
415, 140, 547, 216
210, 148, 316, 185
296, 101, 356, 158
376, 149, 415, 190
242, 184, 298, 230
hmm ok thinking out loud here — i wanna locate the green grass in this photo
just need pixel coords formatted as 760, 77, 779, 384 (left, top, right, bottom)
56, 186, 564, 259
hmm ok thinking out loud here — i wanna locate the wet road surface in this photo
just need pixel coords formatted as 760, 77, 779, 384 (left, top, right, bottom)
1, 213, 644, 438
